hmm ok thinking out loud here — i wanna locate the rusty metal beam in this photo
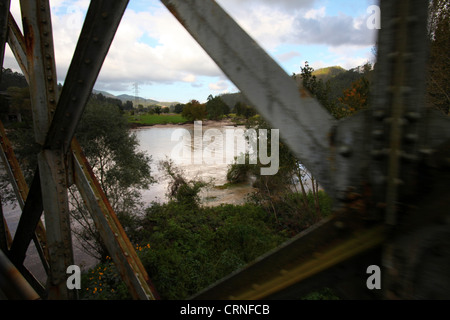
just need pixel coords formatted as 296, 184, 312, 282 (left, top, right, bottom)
0, 197, 12, 252
71, 139, 159, 300
0, 121, 29, 208
20, 0, 75, 299
45, 0, 129, 154
0, 249, 40, 300
20, 0, 58, 144
192, 211, 385, 300
0, 121, 48, 270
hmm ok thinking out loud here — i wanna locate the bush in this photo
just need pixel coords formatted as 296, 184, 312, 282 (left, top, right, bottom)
131, 202, 286, 300
80, 256, 132, 300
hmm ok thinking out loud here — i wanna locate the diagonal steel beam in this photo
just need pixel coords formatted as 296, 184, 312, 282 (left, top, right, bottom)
44, 0, 129, 154
71, 139, 159, 300
9, 170, 46, 267
7, 12, 29, 83
0, 197, 12, 252
161, 0, 337, 197
192, 211, 385, 300
0, 121, 48, 270
0, 0, 10, 81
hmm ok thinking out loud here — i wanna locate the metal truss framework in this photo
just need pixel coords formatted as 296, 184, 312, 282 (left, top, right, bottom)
1, 0, 450, 299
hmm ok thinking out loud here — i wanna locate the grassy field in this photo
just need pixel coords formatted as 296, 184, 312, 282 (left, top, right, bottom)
127, 113, 187, 126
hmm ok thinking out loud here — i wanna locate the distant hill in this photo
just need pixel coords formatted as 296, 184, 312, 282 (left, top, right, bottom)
312, 66, 346, 82
92, 89, 179, 107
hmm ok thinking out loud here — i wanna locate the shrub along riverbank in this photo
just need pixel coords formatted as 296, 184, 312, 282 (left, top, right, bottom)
80, 187, 333, 300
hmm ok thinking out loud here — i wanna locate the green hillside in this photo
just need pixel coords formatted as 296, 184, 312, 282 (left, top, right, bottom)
312, 66, 346, 81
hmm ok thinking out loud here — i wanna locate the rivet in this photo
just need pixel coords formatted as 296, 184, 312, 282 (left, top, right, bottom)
84, 59, 91, 65
101, 12, 108, 19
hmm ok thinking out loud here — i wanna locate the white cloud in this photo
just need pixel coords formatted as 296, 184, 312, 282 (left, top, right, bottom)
304, 6, 326, 19
276, 51, 302, 63
182, 74, 197, 83
209, 80, 230, 93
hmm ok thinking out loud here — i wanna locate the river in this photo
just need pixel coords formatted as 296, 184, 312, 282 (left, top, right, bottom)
133, 120, 256, 206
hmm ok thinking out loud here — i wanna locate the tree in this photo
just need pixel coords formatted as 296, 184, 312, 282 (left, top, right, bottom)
338, 77, 370, 114
124, 100, 133, 111
70, 96, 155, 260
153, 106, 162, 115
182, 99, 207, 121
233, 101, 256, 119
206, 94, 229, 120
173, 103, 184, 114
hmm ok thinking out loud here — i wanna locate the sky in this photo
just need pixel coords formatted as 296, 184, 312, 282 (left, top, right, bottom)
3, 0, 379, 104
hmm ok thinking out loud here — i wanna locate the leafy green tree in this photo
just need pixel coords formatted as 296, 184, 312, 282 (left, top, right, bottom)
124, 100, 133, 111
70, 95, 155, 260
173, 103, 184, 114
206, 94, 230, 120
153, 106, 162, 115
232, 101, 256, 119
181, 99, 207, 121
0, 68, 28, 91
5, 86, 33, 123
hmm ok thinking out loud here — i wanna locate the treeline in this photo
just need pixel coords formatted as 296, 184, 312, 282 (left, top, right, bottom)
169, 94, 257, 122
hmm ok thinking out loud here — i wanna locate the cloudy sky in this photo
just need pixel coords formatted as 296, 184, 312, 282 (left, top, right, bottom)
4, 0, 379, 103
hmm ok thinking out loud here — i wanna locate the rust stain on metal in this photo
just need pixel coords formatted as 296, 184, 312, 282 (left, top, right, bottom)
21, 17, 35, 61
71, 139, 159, 299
